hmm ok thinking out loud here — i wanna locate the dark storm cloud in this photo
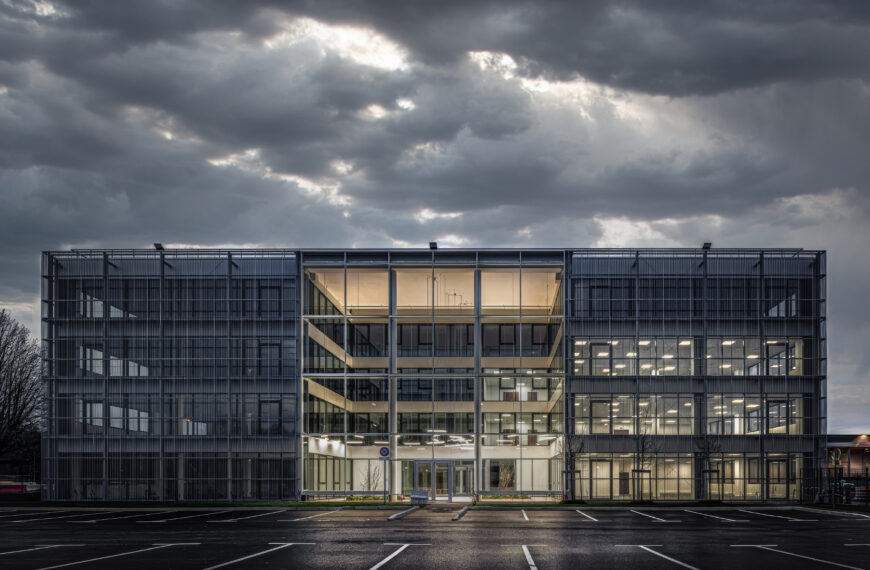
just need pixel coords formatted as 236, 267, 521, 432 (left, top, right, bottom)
20, 0, 870, 96
0, 0, 868, 429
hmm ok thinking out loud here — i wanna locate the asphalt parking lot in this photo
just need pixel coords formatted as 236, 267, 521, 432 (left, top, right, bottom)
1, 505, 869, 569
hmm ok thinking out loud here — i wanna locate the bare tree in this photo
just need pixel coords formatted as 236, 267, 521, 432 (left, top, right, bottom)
695, 430, 723, 500
564, 434, 585, 501
360, 462, 382, 492
634, 404, 660, 501
0, 310, 43, 456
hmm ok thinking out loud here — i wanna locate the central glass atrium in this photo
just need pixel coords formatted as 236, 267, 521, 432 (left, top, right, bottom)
301, 253, 565, 500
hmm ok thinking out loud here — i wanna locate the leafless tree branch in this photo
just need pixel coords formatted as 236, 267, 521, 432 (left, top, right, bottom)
0, 309, 43, 456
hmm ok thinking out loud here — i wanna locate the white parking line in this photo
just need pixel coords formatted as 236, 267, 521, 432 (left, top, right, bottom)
617, 545, 698, 569
68, 511, 173, 524
522, 509, 529, 521
844, 544, 870, 547
684, 509, 744, 522
138, 510, 230, 523
279, 511, 335, 522
0, 510, 68, 520
37, 543, 181, 569
738, 510, 816, 522
522, 545, 537, 570
202, 543, 310, 570
636, 545, 700, 569
0, 510, 37, 519
208, 510, 287, 523
734, 545, 862, 569
370, 544, 411, 570
630, 510, 678, 523
10, 512, 104, 523
0, 545, 79, 557
575, 509, 598, 522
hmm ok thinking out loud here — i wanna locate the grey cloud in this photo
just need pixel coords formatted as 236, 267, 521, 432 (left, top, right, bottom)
0, 1, 868, 430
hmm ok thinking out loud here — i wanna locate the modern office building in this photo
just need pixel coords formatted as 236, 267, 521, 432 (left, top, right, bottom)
40, 247, 826, 502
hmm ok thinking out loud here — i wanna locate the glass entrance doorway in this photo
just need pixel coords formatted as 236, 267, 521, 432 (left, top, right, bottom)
413, 460, 473, 501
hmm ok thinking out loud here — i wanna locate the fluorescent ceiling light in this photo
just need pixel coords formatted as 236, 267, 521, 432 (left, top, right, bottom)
732, 399, 744, 404
597, 352, 609, 357
722, 340, 735, 346
721, 364, 731, 368
639, 340, 651, 346
664, 366, 675, 371
575, 340, 587, 345
747, 354, 759, 359
679, 340, 691, 346
662, 354, 674, 359
614, 364, 626, 369
641, 364, 653, 369
610, 340, 619, 345
626, 352, 637, 357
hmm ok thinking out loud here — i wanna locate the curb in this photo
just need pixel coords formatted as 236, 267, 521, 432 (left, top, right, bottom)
388, 506, 419, 521
452, 506, 469, 521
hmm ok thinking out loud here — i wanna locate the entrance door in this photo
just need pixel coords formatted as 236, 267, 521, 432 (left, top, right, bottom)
453, 463, 473, 497
416, 462, 432, 500
414, 460, 453, 501
591, 460, 611, 500
434, 462, 450, 500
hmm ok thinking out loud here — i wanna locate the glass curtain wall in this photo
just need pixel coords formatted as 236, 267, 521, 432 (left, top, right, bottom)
301, 255, 564, 499
43, 250, 299, 501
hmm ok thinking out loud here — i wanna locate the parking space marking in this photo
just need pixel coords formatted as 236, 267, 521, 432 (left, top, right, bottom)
38, 543, 181, 569
630, 510, 679, 523
522, 545, 538, 570
732, 545, 862, 569
10, 512, 105, 523
575, 509, 598, 522
738, 510, 816, 522
203, 542, 313, 570
139, 510, 230, 523
208, 509, 287, 523
617, 545, 699, 570
844, 544, 870, 547
0, 510, 40, 519
370, 544, 412, 570
0, 510, 68, 520
522, 509, 529, 521
0, 545, 78, 557
68, 511, 173, 524
279, 511, 336, 522
684, 510, 744, 522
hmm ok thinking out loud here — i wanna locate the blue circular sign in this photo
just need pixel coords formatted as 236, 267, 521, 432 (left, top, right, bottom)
379, 446, 390, 457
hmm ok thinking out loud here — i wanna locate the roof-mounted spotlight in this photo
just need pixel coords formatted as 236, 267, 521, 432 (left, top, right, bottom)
154, 243, 164, 250
702, 242, 712, 250
429, 241, 438, 250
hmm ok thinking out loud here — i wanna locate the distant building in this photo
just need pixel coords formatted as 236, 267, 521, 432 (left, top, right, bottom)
40, 247, 826, 502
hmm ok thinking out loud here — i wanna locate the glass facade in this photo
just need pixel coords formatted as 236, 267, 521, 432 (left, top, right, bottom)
41, 247, 825, 502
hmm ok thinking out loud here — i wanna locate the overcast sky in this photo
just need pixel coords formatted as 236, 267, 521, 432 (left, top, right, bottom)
0, 1, 867, 431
